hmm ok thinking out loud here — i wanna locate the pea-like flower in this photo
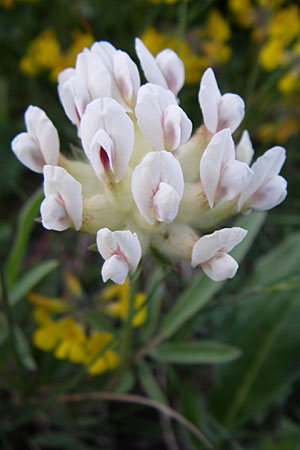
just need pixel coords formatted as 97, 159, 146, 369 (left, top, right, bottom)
97, 228, 142, 284
11, 105, 59, 173
199, 67, 245, 134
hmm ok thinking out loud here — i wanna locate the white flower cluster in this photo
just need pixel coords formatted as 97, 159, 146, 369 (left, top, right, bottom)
11, 38, 287, 284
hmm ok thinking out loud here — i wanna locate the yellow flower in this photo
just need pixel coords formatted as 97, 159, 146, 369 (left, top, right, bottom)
205, 9, 231, 43
275, 116, 299, 143
278, 71, 299, 93
202, 40, 231, 65
54, 317, 87, 363
33, 318, 61, 351
28, 292, 70, 314
101, 278, 147, 327
268, 5, 300, 45
228, 0, 255, 28
259, 38, 285, 70
20, 29, 61, 76
85, 331, 119, 375
257, 123, 275, 143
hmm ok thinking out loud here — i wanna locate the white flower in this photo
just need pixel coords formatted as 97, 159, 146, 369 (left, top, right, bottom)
238, 146, 287, 211
131, 150, 184, 224
135, 83, 192, 151
58, 72, 90, 129
91, 42, 140, 110
198, 68, 245, 135
191, 227, 247, 281
41, 165, 82, 231
97, 228, 142, 284
200, 128, 253, 208
11, 105, 59, 173
236, 130, 254, 165
80, 97, 134, 182
135, 37, 185, 97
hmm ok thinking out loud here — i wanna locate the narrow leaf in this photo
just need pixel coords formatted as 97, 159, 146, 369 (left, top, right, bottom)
5, 187, 44, 289
10, 260, 58, 306
151, 341, 241, 364
139, 361, 168, 404
15, 326, 37, 371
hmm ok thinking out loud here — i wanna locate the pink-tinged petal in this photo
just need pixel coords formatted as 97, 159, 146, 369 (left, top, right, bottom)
102, 255, 129, 284
96, 228, 142, 277
246, 175, 287, 211
163, 104, 192, 150
91, 41, 117, 74
238, 146, 286, 211
40, 195, 72, 231
155, 48, 185, 95
200, 128, 234, 208
153, 182, 181, 223
136, 83, 190, 151
135, 38, 168, 89
89, 129, 114, 182
236, 130, 254, 165
58, 67, 75, 86
11, 106, 59, 173
217, 93, 245, 133
191, 227, 247, 267
202, 253, 239, 281
198, 68, 221, 134
113, 230, 142, 272
58, 75, 90, 127
114, 50, 140, 108
76, 48, 111, 100
131, 150, 184, 224
11, 132, 45, 173
42, 165, 82, 230
219, 160, 253, 204
80, 98, 134, 182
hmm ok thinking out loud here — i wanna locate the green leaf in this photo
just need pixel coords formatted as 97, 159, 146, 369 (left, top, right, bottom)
114, 370, 135, 394
5, 187, 44, 289
0, 312, 8, 346
14, 326, 37, 371
10, 260, 58, 306
151, 341, 241, 364
160, 212, 266, 340
140, 267, 165, 341
248, 232, 300, 288
138, 361, 168, 404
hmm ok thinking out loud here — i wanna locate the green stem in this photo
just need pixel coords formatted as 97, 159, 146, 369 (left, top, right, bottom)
224, 295, 299, 428
120, 275, 137, 369
0, 271, 25, 395
176, 0, 188, 53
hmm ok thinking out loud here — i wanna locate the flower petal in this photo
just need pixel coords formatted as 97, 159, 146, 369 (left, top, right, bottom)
219, 159, 253, 204
153, 182, 181, 223
236, 130, 254, 165
202, 253, 239, 281
96, 228, 142, 274
198, 67, 221, 134
58, 75, 90, 127
238, 146, 286, 211
102, 255, 129, 284
40, 195, 72, 231
80, 97, 134, 182
246, 175, 287, 211
217, 93, 245, 133
89, 129, 115, 182
155, 48, 185, 95
113, 50, 140, 108
191, 227, 247, 267
200, 128, 234, 208
135, 37, 168, 89
42, 165, 82, 230
12, 106, 59, 173
131, 150, 184, 224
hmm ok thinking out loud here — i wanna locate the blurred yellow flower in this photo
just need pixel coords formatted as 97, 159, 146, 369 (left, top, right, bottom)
20, 28, 94, 81
86, 331, 119, 375
278, 71, 299, 93
228, 0, 255, 28
206, 9, 231, 42
258, 116, 299, 144
101, 278, 147, 327
259, 38, 285, 71
28, 271, 119, 375
268, 5, 300, 45
0, 0, 38, 8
